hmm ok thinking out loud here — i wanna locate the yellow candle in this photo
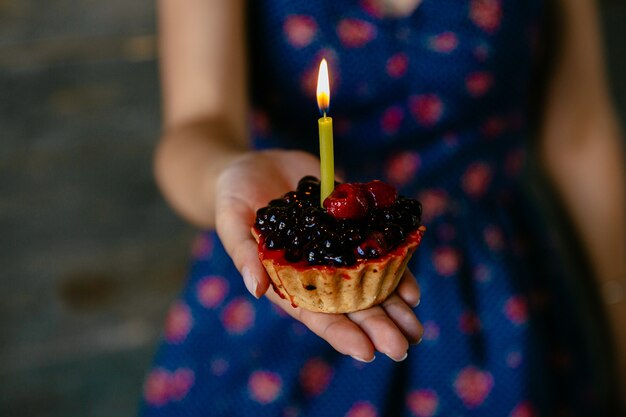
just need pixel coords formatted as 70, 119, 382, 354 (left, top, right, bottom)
316, 58, 334, 205
318, 115, 334, 204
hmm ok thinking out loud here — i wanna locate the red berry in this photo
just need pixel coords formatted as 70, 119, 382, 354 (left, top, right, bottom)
362, 180, 398, 208
356, 232, 387, 258
323, 183, 369, 220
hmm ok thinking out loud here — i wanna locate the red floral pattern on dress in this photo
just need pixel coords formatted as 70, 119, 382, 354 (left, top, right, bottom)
422, 321, 440, 341
385, 151, 420, 186
418, 188, 448, 222
427, 32, 458, 53
461, 162, 493, 198
248, 370, 282, 404
380, 106, 405, 135
284, 15, 318, 48
144, 367, 195, 407
470, 0, 502, 33
386, 53, 409, 78
144, 368, 170, 407
406, 389, 439, 417
483, 225, 504, 251
504, 295, 528, 325
197, 275, 229, 308
170, 368, 195, 401
221, 297, 255, 334
453, 366, 494, 408
433, 247, 460, 277
409, 94, 444, 126
466, 71, 493, 97
299, 358, 334, 397
345, 401, 378, 417
506, 351, 523, 368
164, 301, 192, 343
359, 0, 384, 18
459, 311, 482, 334
337, 18, 377, 48
510, 401, 538, 417
191, 233, 213, 259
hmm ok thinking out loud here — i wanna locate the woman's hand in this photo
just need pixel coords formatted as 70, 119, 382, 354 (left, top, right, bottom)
214, 149, 424, 362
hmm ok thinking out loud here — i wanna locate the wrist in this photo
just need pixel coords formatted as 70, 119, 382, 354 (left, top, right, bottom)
155, 118, 249, 228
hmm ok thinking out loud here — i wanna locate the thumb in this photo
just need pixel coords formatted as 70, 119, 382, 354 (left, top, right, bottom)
215, 194, 270, 298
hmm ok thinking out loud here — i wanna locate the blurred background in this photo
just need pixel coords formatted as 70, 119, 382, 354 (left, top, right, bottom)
0, 1, 624, 416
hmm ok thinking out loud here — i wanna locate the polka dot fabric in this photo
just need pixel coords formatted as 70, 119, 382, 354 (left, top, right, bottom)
141, 1, 599, 416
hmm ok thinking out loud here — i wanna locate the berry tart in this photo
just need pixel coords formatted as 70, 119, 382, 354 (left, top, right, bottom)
252, 176, 425, 313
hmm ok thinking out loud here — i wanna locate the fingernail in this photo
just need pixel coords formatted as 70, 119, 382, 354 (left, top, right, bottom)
410, 336, 423, 346
242, 267, 259, 299
387, 352, 408, 362
351, 355, 376, 363
412, 298, 421, 308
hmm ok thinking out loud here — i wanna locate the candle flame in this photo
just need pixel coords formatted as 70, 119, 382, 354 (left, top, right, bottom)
316, 59, 330, 114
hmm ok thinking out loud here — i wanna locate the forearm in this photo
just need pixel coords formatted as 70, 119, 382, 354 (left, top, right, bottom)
541, 112, 626, 386
542, 116, 625, 282
154, 118, 248, 228
155, 0, 248, 228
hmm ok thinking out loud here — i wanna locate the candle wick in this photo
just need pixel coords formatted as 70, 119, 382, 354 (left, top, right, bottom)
323, 110, 327, 118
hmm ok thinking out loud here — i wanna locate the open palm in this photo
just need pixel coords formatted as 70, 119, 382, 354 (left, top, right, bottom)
214, 149, 423, 362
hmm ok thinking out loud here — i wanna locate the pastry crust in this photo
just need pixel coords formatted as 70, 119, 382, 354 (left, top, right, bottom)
253, 227, 424, 313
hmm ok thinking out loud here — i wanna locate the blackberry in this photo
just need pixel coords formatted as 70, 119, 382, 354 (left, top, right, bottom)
396, 210, 420, 230
283, 191, 302, 205
305, 244, 325, 264
356, 232, 386, 259
378, 209, 396, 224
277, 219, 290, 232
324, 251, 356, 267
338, 225, 364, 245
356, 244, 381, 259
264, 232, 284, 250
291, 232, 308, 249
269, 198, 289, 208
398, 197, 422, 218
382, 224, 405, 248
255, 206, 286, 233
297, 176, 321, 194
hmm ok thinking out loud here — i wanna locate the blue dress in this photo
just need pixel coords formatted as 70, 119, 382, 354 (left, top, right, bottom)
141, 1, 600, 415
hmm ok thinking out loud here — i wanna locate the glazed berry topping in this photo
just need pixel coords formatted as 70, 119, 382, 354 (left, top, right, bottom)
362, 180, 398, 209
356, 232, 386, 259
297, 176, 322, 194
323, 183, 369, 220
254, 176, 422, 267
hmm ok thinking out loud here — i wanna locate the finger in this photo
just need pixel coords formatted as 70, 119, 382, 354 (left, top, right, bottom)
348, 306, 409, 361
396, 269, 421, 308
265, 289, 375, 362
380, 294, 424, 344
215, 195, 269, 298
